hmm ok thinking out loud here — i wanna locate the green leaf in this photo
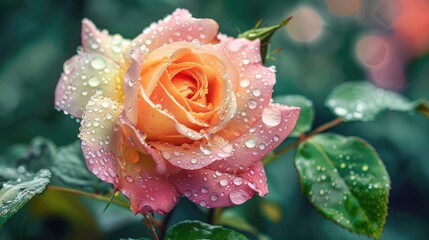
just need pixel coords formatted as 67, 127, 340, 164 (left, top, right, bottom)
216, 207, 270, 240
294, 133, 390, 239
0, 138, 56, 178
0, 138, 110, 193
50, 141, 104, 190
325, 81, 429, 121
165, 220, 249, 240
274, 95, 314, 136
239, 16, 292, 63
0, 169, 51, 228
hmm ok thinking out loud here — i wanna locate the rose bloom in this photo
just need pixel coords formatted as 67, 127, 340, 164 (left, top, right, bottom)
55, 9, 299, 214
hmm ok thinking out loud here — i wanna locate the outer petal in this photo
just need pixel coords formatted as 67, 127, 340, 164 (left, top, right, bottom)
210, 104, 300, 173
55, 52, 124, 118
79, 96, 180, 214
116, 117, 181, 214
131, 8, 219, 51
149, 134, 233, 171
118, 113, 181, 175
79, 96, 122, 184
117, 159, 181, 214
81, 19, 130, 66
170, 164, 267, 208
218, 38, 276, 139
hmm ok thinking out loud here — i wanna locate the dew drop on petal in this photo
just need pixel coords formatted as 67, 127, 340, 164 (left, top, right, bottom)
245, 139, 256, 148
252, 88, 261, 97
248, 99, 257, 109
262, 107, 282, 127
162, 151, 171, 160
210, 193, 219, 202
239, 79, 251, 89
126, 176, 134, 183
88, 77, 101, 87
273, 135, 280, 142
229, 190, 249, 205
219, 179, 228, 186
232, 177, 243, 186
91, 57, 106, 70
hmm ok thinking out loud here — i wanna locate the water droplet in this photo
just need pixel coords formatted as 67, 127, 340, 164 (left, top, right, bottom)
229, 190, 249, 205
252, 88, 261, 97
91, 57, 106, 70
248, 99, 257, 109
245, 139, 256, 148
219, 179, 228, 186
242, 59, 250, 65
239, 79, 250, 88
162, 151, 171, 160
262, 107, 282, 127
191, 158, 198, 164
184, 190, 192, 197
88, 77, 101, 87
101, 101, 110, 108
201, 187, 208, 194
255, 74, 262, 79
232, 177, 243, 186
210, 193, 219, 201
273, 135, 280, 142
105, 113, 113, 120
126, 176, 134, 183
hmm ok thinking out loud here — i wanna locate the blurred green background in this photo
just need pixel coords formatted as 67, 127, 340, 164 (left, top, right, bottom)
1, 0, 428, 239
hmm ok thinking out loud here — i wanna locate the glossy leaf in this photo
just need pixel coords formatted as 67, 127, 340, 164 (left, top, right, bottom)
216, 206, 270, 240
325, 81, 429, 122
294, 134, 390, 239
239, 16, 292, 62
51, 141, 104, 191
0, 169, 51, 228
274, 95, 314, 136
0, 138, 109, 193
165, 220, 249, 240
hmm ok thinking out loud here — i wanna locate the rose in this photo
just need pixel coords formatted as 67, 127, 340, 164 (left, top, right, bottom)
55, 9, 300, 214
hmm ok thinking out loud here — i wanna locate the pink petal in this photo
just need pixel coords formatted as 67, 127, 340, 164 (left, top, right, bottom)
117, 166, 181, 214
55, 53, 123, 118
171, 167, 263, 208
149, 134, 234, 171
210, 104, 300, 173
218, 38, 277, 140
171, 162, 269, 208
81, 19, 130, 66
131, 8, 219, 51
116, 115, 181, 214
79, 96, 123, 184
238, 161, 268, 196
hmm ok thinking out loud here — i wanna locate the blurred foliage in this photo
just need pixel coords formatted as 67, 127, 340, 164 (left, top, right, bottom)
1, 0, 429, 240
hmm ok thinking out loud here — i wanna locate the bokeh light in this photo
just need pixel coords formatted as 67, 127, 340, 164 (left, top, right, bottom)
326, 0, 360, 17
286, 6, 324, 43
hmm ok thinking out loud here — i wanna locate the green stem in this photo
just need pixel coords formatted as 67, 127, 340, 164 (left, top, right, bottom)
263, 118, 343, 165
46, 185, 130, 209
